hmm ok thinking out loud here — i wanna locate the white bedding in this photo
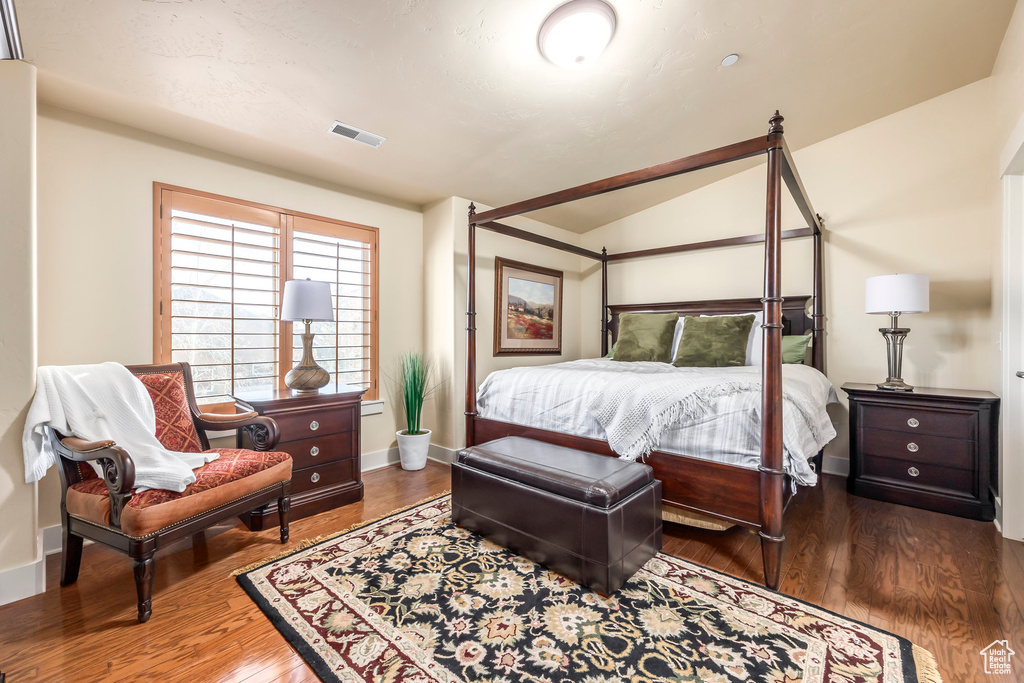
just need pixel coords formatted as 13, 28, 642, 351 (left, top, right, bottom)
477, 358, 838, 486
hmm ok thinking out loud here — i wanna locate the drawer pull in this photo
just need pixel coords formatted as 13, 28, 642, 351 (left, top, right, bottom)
310, 446, 320, 457
907, 418, 920, 428
907, 442, 919, 453
310, 420, 320, 431
311, 472, 321, 483
908, 466, 920, 477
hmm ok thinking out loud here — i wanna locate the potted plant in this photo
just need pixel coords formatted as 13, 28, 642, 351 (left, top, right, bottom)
396, 352, 435, 470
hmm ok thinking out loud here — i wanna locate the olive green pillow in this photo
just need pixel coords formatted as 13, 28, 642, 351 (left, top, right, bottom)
673, 314, 755, 367
612, 313, 679, 363
782, 332, 813, 364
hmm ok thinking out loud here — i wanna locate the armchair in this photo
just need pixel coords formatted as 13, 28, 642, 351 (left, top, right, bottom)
52, 362, 292, 623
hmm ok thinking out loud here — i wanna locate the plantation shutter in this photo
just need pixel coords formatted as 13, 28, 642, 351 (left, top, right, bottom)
290, 215, 378, 398
156, 190, 283, 407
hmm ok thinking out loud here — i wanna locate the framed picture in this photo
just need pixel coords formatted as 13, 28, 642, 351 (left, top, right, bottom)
494, 257, 563, 356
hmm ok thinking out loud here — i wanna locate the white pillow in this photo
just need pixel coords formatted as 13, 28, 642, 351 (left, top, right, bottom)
700, 312, 764, 366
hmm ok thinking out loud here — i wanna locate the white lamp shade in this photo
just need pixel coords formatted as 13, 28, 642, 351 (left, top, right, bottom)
865, 274, 930, 314
280, 279, 334, 322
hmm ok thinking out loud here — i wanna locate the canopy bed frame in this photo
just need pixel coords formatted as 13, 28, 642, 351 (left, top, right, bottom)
465, 111, 826, 590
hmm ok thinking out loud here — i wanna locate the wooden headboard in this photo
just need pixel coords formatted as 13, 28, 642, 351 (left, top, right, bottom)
608, 296, 819, 370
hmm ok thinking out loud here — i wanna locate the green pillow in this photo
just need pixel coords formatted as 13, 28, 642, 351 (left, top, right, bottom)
603, 342, 617, 359
782, 332, 813, 364
674, 314, 755, 367
612, 313, 679, 363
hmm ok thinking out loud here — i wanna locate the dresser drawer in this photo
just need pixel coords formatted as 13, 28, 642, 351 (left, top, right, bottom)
861, 455, 974, 495
860, 404, 975, 439
859, 428, 974, 470
291, 460, 357, 495
272, 408, 355, 439
278, 432, 356, 469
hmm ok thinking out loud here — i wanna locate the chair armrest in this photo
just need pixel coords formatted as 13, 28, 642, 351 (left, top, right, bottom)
193, 413, 281, 451
52, 433, 136, 530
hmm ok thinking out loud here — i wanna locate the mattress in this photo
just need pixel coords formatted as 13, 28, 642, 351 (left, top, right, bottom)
476, 358, 838, 486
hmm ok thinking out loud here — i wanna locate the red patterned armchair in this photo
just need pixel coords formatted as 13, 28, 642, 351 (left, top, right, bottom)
51, 362, 292, 623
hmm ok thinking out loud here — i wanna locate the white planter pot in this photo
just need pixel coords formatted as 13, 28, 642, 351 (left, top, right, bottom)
397, 429, 431, 471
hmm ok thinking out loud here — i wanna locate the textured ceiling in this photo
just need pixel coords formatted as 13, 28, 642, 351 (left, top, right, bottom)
17, 0, 1017, 232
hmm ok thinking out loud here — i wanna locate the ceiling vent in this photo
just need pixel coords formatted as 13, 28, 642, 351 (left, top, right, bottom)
329, 121, 386, 148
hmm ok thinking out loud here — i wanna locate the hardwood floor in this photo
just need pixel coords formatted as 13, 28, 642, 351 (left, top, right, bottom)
0, 464, 1021, 681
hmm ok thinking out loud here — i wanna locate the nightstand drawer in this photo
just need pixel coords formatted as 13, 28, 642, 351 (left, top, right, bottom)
273, 409, 355, 439
860, 404, 975, 439
861, 455, 974, 495
278, 432, 356, 469
859, 428, 974, 470
292, 460, 357, 495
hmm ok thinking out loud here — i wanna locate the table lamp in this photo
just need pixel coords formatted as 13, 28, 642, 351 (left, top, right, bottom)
865, 273, 929, 391
281, 278, 334, 394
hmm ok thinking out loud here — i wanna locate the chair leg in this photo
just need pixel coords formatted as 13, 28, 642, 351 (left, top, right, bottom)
279, 496, 290, 544
133, 552, 156, 623
60, 526, 83, 586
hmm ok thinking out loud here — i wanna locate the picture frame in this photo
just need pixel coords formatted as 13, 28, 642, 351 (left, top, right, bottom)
493, 257, 563, 356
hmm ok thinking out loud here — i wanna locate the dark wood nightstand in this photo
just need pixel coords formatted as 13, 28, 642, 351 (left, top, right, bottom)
233, 383, 367, 529
842, 383, 998, 520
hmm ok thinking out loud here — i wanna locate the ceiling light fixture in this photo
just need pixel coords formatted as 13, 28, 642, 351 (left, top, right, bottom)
721, 54, 739, 67
539, 0, 616, 70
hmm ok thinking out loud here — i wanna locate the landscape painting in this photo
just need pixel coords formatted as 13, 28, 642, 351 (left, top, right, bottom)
494, 258, 562, 356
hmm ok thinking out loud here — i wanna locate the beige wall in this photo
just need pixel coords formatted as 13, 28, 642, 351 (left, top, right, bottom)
34, 106, 425, 528
581, 78, 1000, 467
422, 196, 585, 450
0, 62, 39, 579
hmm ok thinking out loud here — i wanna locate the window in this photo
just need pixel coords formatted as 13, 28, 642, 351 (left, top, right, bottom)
153, 184, 379, 409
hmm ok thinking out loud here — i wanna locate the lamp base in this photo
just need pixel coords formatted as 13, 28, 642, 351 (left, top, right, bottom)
878, 317, 913, 392
285, 321, 331, 394
877, 378, 914, 392
285, 364, 330, 394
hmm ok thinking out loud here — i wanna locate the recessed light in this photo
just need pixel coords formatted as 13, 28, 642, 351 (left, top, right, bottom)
721, 54, 739, 67
539, 0, 616, 70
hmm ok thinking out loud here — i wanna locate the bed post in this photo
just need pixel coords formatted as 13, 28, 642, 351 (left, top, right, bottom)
466, 203, 478, 447
760, 111, 786, 590
812, 217, 826, 373
601, 247, 609, 356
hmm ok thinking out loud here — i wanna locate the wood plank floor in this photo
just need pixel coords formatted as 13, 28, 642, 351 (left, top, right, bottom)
0, 464, 1021, 681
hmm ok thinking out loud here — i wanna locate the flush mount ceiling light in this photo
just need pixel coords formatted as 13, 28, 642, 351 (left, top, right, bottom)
539, 0, 616, 69
721, 53, 739, 67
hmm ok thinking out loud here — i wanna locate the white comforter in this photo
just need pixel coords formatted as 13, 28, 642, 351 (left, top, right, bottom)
477, 358, 837, 486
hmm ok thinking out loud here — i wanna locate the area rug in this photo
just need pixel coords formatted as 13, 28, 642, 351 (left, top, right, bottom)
236, 494, 941, 683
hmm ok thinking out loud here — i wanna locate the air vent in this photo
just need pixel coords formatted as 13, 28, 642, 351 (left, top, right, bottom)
329, 121, 386, 148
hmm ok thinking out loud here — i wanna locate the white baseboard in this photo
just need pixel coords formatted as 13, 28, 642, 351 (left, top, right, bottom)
821, 455, 850, 477
43, 523, 63, 556
0, 528, 46, 607
0, 558, 46, 607
360, 444, 456, 473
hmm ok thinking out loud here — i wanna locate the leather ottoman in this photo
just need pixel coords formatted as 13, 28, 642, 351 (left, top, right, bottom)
451, 436, 663, 595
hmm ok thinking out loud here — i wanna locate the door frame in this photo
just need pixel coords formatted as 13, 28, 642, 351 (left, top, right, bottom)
1001, 173, 1024, 540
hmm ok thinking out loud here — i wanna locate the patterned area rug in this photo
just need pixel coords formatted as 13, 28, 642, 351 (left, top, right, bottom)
236, 494, 941, 683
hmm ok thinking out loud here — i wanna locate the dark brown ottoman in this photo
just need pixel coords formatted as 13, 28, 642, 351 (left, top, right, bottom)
451, 436, 662, 595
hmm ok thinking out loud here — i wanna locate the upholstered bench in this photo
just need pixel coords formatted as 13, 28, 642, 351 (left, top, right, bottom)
451, 436, 662, 595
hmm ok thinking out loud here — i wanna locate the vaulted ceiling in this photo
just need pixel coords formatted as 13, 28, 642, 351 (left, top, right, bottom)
17, 0, 1017, 231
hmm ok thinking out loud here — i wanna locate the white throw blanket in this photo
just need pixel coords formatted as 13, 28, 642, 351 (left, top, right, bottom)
23, 362, 219, 492
587, 369, 828, 462
477, 359, 837, 486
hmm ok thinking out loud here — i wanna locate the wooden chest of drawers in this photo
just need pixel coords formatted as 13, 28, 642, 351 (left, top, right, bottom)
842, 383, 998, 520
233, 384, 366, 530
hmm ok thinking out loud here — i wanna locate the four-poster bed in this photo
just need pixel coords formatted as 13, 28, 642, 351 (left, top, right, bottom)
464, 111, 827, 590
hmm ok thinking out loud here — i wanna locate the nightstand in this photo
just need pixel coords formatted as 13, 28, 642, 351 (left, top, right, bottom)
233, 383, 367, 529
842, 383, 998, 520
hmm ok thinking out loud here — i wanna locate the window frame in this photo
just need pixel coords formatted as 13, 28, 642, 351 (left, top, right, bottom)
152, 182, 380, 408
